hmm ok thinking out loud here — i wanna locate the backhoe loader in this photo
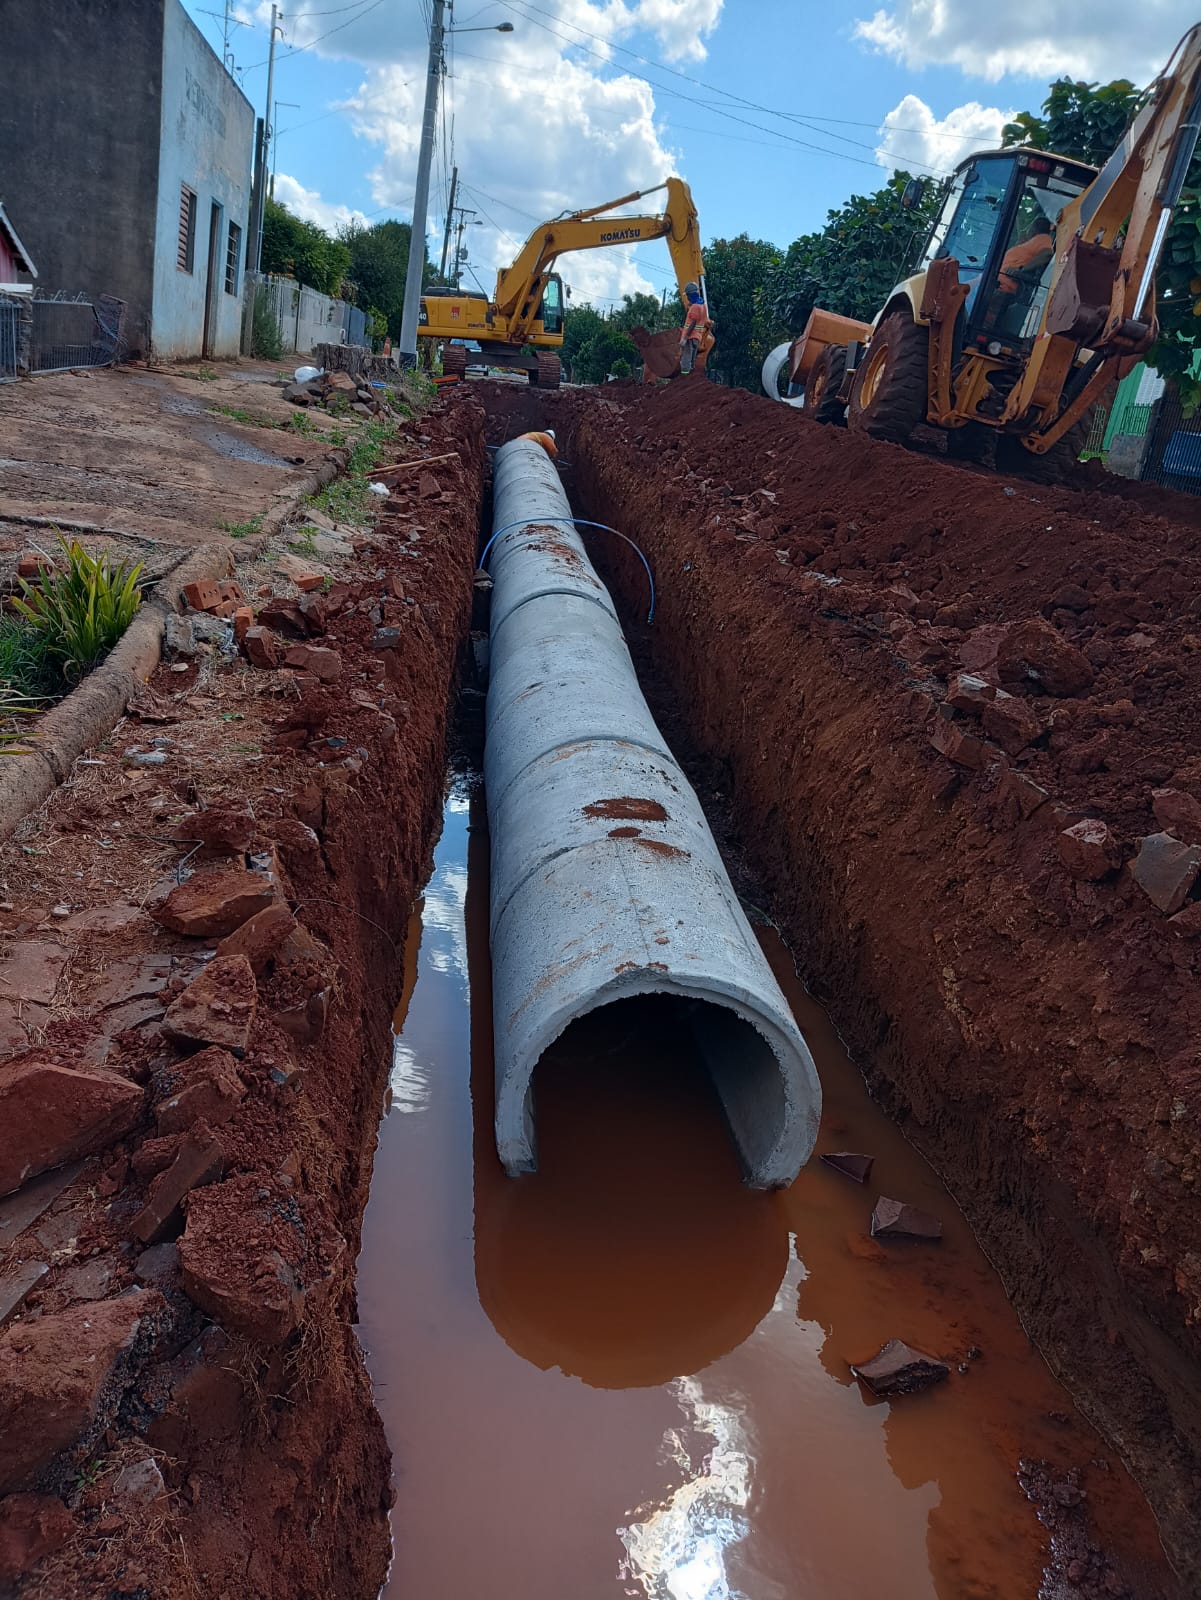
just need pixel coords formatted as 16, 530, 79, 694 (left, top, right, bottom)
780, 24, 1201, 473
417, 177, 708, 387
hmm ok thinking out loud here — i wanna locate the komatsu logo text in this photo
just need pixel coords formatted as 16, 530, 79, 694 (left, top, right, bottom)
599, 227, 642, 243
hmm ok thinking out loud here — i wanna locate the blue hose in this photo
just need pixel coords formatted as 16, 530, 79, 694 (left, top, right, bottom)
480, 516, 656, 623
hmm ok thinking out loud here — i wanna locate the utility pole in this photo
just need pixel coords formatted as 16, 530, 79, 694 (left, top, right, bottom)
397, 0, 446, 366
439, 165, 459, 281
270, 100, 300, 199
222, 0, 235, 71
254, 3, 280, 273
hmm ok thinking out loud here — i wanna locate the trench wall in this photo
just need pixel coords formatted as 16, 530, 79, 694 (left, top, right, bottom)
473, 379, 1201, 1584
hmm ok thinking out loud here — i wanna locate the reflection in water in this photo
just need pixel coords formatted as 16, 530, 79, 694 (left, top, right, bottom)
357, 781, 1178, 1600
619, 1378, 754, 1600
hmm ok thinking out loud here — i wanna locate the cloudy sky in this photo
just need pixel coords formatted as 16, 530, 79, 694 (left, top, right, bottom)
183, 0, 1201, 308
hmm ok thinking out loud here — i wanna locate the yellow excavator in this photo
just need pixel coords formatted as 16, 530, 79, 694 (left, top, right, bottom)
783, 24, 1201, 473
417, 177, 707, 387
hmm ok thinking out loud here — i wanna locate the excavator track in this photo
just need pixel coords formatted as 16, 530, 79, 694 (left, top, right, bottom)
532, 352, 561, 389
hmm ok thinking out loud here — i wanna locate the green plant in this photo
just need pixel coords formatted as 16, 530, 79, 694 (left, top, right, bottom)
210, 403, 274, 428
195, 366, 218, 382
289, 411, 316, 436
289, 526, 319, 557
0, 683, 44, 752
0, 616, 60, 699
13, 539, 143, 680
309, 417, 393, 526
218, 514, 264, 540
251, 285, 284, 362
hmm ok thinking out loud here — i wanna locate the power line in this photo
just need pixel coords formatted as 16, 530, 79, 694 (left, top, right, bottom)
244, 0, 385, 71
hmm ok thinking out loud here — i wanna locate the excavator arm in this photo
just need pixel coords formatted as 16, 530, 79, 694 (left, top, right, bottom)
1006, 24, 1201, 437
490, 176, 706, 343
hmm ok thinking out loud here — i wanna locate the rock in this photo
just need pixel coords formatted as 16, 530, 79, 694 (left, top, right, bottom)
144, 1324, 242, 1455
155, 1046, 246, 1134
1131, 832, 1201, 915
0, 1261, 48, 1329
162, 614, 196, 659
151, 867, 273, 939
957, 623, 1009, 679
870, 1197, 943, 1241
162, 956, 258, 1056
371, 626, 402, 651
191, 613, 230, 646
0, 940, 68, 1006
1058, 819, 1121, 881
352, 402, 372, 418
929, 717, 988, 770
233, 605, 253, 645
179, 1174, 343, 1345
258, 599, 308, 638
1151, 788, 1201, 845
297, 591, 328, 633
130, 1125, 225, 1244
112, 1456, 165, 1507
820, 1152, 874, 1184
979, 692, 1043, 756
274, 986, 329, 1047
16, 554, 42, 579
945, 672, 993, 712
0, 1062, 143, 1197
0, 1291, 163, 1492
57, 1258, 114, 1302
1168, 902, 1201, 938
417, 471, 441, 499
215, 903, 296, 974
181, 579, 223, 613
1003, 769, 1050, 819
134, 1242, 180, 1287
125, 750, 167, 768
997, 618, 1095, 697
242, 625, 281, 669
851, 1339, 950, 1397
0, 1492, 73, 1588
0, 1164, 82, 1249
170, 802, 256, 857
283, 644, 342, 683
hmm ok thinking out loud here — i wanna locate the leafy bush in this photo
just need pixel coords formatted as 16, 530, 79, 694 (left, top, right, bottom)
0, 615, 59, 698
13, 539, 143, 680
0, 683, 43, 752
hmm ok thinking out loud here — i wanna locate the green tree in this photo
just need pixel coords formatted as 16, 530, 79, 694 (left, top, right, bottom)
261, 198, 350, 296
1001, 78, 1140, 167
340, 220, 436, 343
574, 323, 640, 384
560, 303, 607, 381
766, 172, 942, 335
609, 291, 675, 334
702, 234, 785, 391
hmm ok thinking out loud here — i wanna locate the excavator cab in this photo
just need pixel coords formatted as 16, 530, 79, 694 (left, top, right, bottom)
917, 149, 1096, 354
538, 276, 564, 337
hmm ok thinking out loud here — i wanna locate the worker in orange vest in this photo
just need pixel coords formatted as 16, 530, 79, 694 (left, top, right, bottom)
679, 282, 714, 374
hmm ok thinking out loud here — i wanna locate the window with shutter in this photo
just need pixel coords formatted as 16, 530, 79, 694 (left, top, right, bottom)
178, 185, 197, 273
225, 222, 242, 295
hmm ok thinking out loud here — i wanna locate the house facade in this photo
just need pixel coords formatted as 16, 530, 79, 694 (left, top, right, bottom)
0, 0, 254, 359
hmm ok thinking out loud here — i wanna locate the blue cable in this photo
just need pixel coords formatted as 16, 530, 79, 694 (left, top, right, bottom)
480, 516, 656, 623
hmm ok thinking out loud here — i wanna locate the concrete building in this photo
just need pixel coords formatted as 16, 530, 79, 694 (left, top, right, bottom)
0, 0, 254, 359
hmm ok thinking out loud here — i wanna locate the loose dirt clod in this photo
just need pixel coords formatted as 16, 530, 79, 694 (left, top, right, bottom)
851, 1339, 950, 1396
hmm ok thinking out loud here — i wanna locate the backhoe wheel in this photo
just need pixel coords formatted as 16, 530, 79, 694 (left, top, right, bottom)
802, 344, 848, 425
530, 353, 561, 389
442, 345, 467, 381
847, 310, 928, 443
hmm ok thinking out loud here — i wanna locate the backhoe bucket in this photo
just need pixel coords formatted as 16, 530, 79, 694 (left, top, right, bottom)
1044, 235, 1120, 343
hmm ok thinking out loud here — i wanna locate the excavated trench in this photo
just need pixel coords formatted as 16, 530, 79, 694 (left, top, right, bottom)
351, 383, 1201, 1599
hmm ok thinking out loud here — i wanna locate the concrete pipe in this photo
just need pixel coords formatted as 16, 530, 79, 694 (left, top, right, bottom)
485, 438, 822, 1188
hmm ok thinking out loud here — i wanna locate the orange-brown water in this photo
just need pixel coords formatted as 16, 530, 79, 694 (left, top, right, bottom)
356, 782, 1173, 1599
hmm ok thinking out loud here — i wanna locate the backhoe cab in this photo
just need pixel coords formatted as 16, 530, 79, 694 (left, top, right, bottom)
783, 22, 1201, 473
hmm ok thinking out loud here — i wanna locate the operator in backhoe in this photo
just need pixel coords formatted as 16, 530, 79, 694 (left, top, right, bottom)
679, 282, 714, 374
985, 216, 1056, 334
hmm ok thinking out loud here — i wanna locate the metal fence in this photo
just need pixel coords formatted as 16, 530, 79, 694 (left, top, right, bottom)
257, 274, 370, 356
27, 292, 124, 374
1137, 387, 1201, 492
0, 298, 19, 383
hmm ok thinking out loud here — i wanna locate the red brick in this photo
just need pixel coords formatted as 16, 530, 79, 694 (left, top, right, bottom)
181, 579, 223, 614
232, 606, 253, 645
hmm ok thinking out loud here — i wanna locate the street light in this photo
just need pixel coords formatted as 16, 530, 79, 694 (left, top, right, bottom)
397, 5, 515, 365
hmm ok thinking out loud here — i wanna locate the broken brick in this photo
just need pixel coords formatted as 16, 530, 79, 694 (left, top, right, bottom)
232, 606, 253, 645
1131, 832, 1201, 916
242, 626, 281, 669
215, 580, 245, 606
151, 868, 274, 939
283, 644, 342, 683
274, 553, 328, 592
1058, 819, 1121, 881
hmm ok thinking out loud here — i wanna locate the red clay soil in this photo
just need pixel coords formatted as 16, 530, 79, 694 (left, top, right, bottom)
474, 377, 1201, 1586
0, 396, 484, 1598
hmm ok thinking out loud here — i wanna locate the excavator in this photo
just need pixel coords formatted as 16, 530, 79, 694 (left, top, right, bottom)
774, 24, 1201, 473
417, 177, 708, 387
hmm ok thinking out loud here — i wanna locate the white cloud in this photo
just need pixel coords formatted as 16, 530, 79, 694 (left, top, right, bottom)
876, 93, 1014, 174
271, 173, 370, 233
854, 2, 1198, 85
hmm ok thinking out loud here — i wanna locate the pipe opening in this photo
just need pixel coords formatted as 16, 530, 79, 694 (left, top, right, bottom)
520, 991, 795, 1187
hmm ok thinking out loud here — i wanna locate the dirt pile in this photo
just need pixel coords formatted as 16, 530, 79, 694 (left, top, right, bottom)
0, 395, 484, 1598
471, 376, 1201, 1585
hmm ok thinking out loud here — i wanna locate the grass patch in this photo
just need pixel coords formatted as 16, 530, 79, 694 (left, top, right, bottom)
308, 417, 394, 527
209, 403, 276, 429
0, 615, 62, 699
288, 411, 318, 436
289, 525, 319, 557
218, 513, 264, 540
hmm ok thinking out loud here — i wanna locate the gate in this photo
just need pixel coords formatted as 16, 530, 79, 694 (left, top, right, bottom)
27, 293, 125, 374
0, 298, 18, 382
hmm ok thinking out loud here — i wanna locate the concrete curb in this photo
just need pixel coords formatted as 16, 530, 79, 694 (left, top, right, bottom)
0, 541, 233, 843
235, 447, 347, 561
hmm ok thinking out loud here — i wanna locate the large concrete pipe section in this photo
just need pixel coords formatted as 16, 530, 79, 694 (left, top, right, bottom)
485, 438, 821, 1188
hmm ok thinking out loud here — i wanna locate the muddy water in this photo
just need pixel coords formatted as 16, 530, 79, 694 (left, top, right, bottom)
356, 778, 1172, 1600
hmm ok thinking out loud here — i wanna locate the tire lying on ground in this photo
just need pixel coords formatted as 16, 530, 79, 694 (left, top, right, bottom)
847, 309, 929, 443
